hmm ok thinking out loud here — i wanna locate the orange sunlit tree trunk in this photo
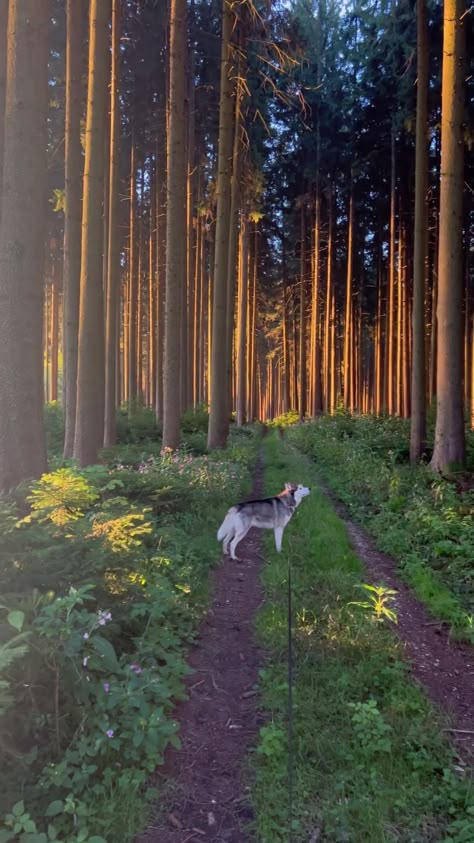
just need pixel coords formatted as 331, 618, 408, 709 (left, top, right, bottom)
430, 0, 466, 471
73, 0, 110, 466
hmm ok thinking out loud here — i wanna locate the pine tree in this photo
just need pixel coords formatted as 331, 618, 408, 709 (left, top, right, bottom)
430, 0, 466, 471
162, 0, 187, 449
73, 0, 110, 466
0, 0, 49, 491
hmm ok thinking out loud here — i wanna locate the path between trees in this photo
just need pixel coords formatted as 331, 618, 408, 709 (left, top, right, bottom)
320, 481, 474, 765
138, 447, 474, 843
137, 455, 266, 842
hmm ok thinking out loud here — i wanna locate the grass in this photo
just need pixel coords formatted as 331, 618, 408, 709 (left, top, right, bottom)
284, 415, 474, 642
251, 431, 474, 842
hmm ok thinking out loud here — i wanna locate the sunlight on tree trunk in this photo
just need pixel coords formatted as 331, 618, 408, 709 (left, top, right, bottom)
207, 0, 235, 449
104, 0, 122, 448
63, 0, 83, 458
163, 0, 187, 449
410, 0, 428, 460
430, 0, 466, 472
73, 0, 110, 467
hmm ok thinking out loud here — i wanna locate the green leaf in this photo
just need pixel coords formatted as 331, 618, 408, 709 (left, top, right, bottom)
45, 800, 64, 818
88, 837, 108, 843
12, 801, 25, 817
91, 636, 119, 672
0, 830, 15, 843
7, 610, 25, 632
24, 819, 37, 833
47, 825, 58, 841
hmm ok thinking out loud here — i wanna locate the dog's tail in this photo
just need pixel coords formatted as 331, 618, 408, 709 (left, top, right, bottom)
217, 507, 238, 541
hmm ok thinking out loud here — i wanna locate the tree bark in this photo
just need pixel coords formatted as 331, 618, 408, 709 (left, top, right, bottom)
207, 0, 235, 449
299, 203, 307, 419
236, 211, 249, 425
343, 175, 354, 409
410, 0, 428, 458
73, 0, 110, 466
0, 0, 9, 230
430, 0, 466, 471
63, 0, 83, 457
387, 127, 396, 414
104, 0, 121, 447
0, 0, 49, 491
163, 0, 187, 449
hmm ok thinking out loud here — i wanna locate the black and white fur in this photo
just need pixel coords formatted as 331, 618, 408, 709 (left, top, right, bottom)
217, 482, 311, 560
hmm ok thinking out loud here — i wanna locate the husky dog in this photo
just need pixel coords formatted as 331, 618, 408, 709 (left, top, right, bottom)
217, 482, 311, 560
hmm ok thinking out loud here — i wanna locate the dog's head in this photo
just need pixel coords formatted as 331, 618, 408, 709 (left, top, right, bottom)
284, 482, 311, 506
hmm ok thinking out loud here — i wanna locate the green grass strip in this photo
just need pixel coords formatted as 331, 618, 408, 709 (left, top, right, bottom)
251, 432, 474, 843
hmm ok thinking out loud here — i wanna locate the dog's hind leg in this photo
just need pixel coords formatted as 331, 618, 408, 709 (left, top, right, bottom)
222, 530, 234, 555
229, 524, 251, 560
274, 526, 283, 552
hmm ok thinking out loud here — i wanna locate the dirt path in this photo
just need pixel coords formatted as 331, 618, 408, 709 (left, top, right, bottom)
138, 457, 265, 842
320, 481, 474, 765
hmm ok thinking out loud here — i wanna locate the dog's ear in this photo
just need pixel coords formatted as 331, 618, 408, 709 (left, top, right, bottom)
284, 482, 292, 491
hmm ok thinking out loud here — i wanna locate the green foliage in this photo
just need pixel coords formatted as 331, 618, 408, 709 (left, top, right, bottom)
181, 404, 209, 434
349, 583, 398, 624
26, 470, 100, 525
288, 417, 474, 641
252, 433, 474, 843
0, 437, 255, 841
115, 407, 161, 444
44, 403, 65, 456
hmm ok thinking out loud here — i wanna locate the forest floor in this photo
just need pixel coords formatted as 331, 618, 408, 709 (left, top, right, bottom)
137, 453, 266, 843
321, 481, 474, 764
137, 433, 474, 843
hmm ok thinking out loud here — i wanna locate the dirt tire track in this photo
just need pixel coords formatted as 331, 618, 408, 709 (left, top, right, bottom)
137, 454, 265, 842
320, 481, 474, 764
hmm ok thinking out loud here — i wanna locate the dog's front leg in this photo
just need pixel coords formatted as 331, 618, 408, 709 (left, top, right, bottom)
274, 526, 283, 552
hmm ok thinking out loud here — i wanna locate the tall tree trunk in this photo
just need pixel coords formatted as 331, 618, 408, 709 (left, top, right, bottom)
375, 233, 384, 415
282, 237, 291, 412
387, 127, 396, 414
236, 210, 249, 425
430, 0, 466, 471
0, 0, 49, 491
128, 143, 138, 413
155, 131, 167, 422
396, 205, 403, 415
63, 0, 83, 457
148, 184, 156, 408
104, 0, 121, 447
163, 0, 187, 449
207, 0, 235, 449
193, 211, 202, 406
299, 204, 306, 419
186, 42, 196, 409
50, 261, 59, 402
324, 185, 333, 412
410, 0, 428, 458
310, 184, 322, 416
73, 0, 110, 466
343, 175, 354, 408
225, 68, 242, 419
0, 0, 9, 230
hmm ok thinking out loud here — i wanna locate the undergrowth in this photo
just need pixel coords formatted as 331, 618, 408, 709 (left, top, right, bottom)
0, 409, 257, 843
284, 415, 474, 642
252, 432, 474, 842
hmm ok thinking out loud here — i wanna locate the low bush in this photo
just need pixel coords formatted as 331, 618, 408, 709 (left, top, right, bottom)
0, 432, 257, 842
